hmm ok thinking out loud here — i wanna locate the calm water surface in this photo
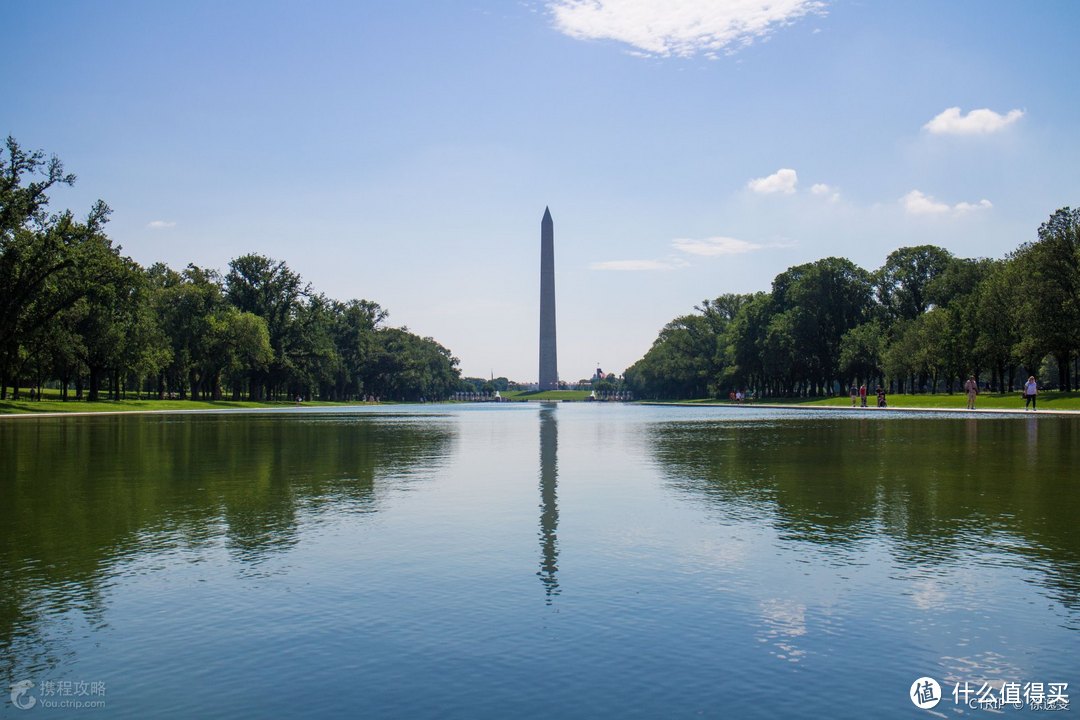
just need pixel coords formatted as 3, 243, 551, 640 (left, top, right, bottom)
1, 404, 1077, 718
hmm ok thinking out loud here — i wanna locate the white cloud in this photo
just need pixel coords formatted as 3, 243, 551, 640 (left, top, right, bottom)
672, 236, 763, 256
810, 182, 840, 201
593, 234, 774, 270
923, 107, 1024, 135
902, 190, 992, 217
548, 0, 826, 58
748, 168, 798, 194
903, 190, 950, 215
589, 258, 687, 271
147, 220, 176, 229
954, 199, 993, 214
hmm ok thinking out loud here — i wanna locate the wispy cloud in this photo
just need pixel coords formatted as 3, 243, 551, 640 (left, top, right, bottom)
592, 233, 775, 270
672, 236, 763, 256
147, 220, 176, 229
954, 199, 994, 214
810, 182, 840, 201
590, 258, 688, 271
923, 107, 1024, 135
748, 168, 798, 194
902, 190, 992, 216
548, 0, 826, 58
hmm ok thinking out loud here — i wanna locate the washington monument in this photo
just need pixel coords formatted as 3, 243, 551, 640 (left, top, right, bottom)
539, 207, 558, 390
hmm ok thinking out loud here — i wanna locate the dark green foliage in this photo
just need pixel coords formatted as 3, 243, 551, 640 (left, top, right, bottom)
0, 138, 461, 401
630, 212, 1080, 399
1011, 208, 1080, 391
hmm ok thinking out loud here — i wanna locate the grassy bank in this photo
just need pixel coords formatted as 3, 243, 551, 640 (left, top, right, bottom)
500, 390, 593, 401
680, 391, 1080, 411
0, 393, 374, 416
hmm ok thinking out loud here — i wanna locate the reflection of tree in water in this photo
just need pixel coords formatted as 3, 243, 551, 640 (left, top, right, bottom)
537, 404, 560, 603
0, 413, 454, 682
650, 417, 1080, 614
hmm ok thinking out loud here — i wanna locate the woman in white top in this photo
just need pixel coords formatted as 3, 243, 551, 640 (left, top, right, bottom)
1024, 376, 1038, 411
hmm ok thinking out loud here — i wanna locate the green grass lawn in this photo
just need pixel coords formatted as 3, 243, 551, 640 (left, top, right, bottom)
7, 388, 1078, 415
0, 389, 376, 415
677, 391, 1080, 411
499, 389, 594, 401
0, 386, 599, 414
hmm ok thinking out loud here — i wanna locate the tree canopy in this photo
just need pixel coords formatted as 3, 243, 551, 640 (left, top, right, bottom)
0, 138, 461, 402
627, 216, 1080, 399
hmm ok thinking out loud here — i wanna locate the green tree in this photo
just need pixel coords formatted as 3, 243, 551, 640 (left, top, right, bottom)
883, 319, 919, 393
927, 257, 995, 388
225, 254, 306, 400
624, 314, 716, 399
152, 264, 227, 399
1011, 207, 1080, 390
726, 292, 774, 394
974, 260, 1021, 390
0, 138, 120, 397
366, 327, 460, 401
70, 255, 147, 401
771, 257, 874, 394
839, 321, 884, 387
874, 245, 954, 323
326, 299, 388, 400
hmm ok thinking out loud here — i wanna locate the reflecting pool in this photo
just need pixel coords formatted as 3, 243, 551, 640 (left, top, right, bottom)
2, 404, 1077, 717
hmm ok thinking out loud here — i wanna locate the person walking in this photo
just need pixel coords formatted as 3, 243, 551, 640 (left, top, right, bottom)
964, 375, 979, 410
859, 383, 868, 408
1024, 376, 1038, 411
849, 383, 858, 407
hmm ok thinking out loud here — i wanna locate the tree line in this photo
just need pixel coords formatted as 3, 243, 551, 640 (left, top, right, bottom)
1, 137, 461, 403
625, 208, 1080, 400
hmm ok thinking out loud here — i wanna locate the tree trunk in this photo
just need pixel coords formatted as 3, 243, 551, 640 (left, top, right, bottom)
1055, 351, 1071, 392
88, 368, 102, 402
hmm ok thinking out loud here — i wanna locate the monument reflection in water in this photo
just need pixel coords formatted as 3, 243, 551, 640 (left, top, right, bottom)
537, 403, 560, 602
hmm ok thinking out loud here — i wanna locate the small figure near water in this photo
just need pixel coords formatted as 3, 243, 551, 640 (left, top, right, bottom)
859, 383, 868, 408
876, 386, 887, 408
849, 383, 858, 407
1024, 376, 1038, 411
964, 375, 979, 410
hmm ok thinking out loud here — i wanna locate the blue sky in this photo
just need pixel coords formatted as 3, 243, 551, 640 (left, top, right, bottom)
4, 1, 1079, 382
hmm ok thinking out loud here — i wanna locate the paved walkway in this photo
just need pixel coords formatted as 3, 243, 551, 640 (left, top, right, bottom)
645, 401, 1080, 417
0, 406, 354, 420
4, 402, 1079, 419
